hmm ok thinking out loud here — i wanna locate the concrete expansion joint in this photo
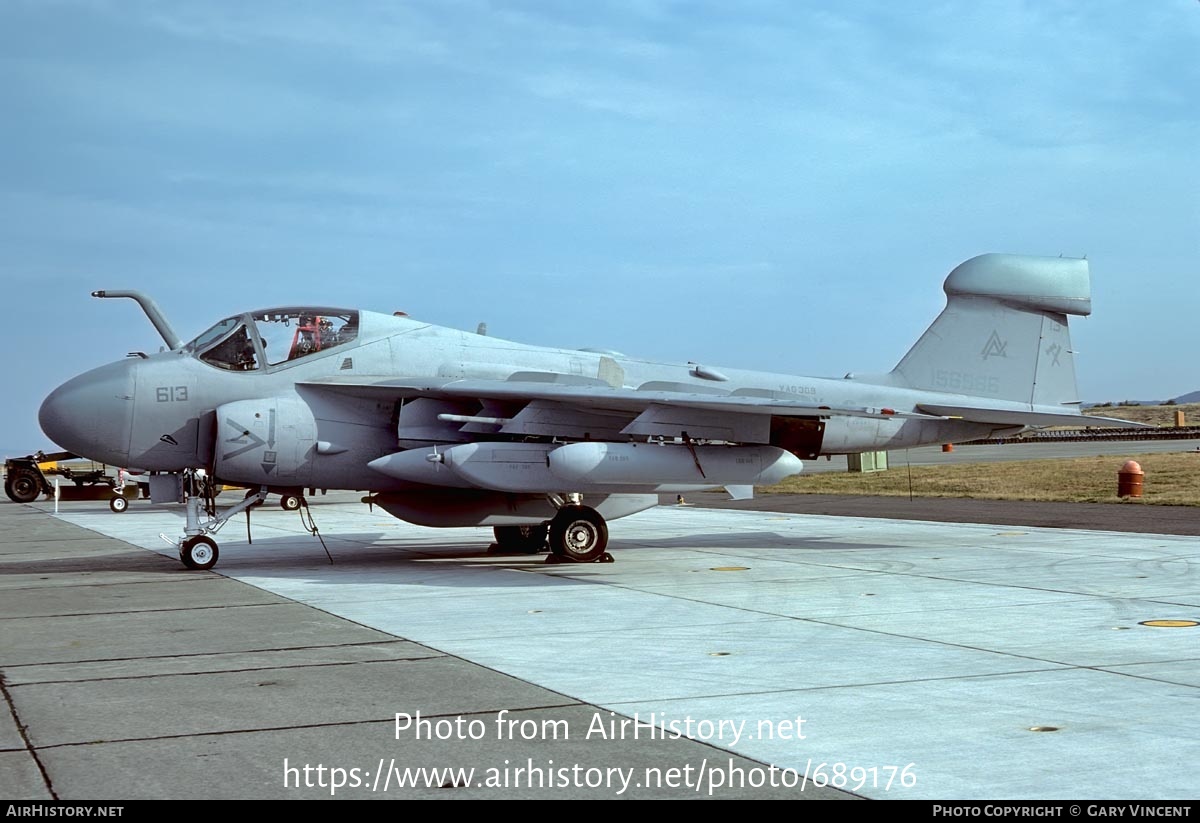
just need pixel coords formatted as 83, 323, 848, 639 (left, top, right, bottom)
3, 639, 424, 672
31, 711, 575, 751
11, 655, 460, 687
0, 670, 57, 799
0, 602, 286, 621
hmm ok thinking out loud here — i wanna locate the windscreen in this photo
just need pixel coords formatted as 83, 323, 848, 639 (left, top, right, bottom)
186, 316, 260, 371
187, 316, 241, 353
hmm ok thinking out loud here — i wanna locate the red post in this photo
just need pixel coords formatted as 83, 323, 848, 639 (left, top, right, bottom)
1117, 460, 1144, 498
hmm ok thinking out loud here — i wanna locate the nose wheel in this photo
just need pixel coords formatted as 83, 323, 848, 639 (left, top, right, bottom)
180, 535, 219, 570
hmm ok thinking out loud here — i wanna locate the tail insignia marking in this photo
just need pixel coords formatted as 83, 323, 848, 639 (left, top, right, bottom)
981, 331, 1008, 360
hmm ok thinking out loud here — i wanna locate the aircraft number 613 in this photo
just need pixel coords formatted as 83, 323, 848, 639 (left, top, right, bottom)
156, 386, 189, 402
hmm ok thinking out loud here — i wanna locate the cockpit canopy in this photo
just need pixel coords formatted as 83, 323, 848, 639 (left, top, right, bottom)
186, 308, 359, 371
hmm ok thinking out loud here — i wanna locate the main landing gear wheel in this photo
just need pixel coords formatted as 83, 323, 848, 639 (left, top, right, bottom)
548, 506, 609, 563
492, 524, 548, 554
109, 495, 129, 513
280, 494, 302, 511
180, 535, 219, 570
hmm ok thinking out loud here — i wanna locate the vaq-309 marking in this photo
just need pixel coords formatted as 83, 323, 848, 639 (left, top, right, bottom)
39, 254, 1140, 570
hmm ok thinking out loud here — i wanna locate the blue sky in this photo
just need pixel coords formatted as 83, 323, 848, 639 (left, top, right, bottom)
2, 0, 1197, 454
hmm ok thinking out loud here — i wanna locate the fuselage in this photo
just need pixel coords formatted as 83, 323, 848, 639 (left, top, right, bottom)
39, 307, 1016, 490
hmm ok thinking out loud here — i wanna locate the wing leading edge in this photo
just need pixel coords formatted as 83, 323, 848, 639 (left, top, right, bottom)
301, 375, 944, 421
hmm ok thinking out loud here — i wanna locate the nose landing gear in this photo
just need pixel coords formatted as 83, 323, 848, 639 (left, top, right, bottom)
159, 471, 269, 570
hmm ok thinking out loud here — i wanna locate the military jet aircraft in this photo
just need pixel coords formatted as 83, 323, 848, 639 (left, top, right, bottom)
38, 253, 1138, 570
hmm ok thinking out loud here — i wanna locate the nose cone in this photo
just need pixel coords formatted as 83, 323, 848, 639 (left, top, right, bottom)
39, 360, 136, 465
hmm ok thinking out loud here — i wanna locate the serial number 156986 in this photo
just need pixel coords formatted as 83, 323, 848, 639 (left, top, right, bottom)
932, 370, 999, 394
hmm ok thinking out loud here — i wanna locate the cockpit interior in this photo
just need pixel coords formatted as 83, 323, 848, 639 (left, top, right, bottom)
187, 309, 359, 371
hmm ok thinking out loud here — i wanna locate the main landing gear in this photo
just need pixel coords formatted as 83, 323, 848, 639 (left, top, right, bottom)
243, 489, 304, 511
489, 502, 612, 563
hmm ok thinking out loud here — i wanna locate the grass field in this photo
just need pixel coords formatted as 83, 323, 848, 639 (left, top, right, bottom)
759, 403, 1200, 505
765, 451, 1200, 506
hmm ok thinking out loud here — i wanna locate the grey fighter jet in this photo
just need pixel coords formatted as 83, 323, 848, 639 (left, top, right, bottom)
38, 253, 1137, 570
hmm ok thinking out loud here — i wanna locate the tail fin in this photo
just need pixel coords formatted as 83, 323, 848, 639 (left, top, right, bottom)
891, 254, 1090, 409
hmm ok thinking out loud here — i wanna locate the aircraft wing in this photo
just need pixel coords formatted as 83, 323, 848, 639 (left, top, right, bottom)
299, 374, 947, 456
300, 375, 1149, 452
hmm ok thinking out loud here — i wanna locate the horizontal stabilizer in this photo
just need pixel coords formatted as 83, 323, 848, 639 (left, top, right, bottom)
918, 404, 1154, 429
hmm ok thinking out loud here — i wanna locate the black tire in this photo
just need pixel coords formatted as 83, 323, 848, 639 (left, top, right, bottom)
548, 506, 608, 562
493, 524, 548, 554
180, 536, 219, 570
280, 494, 302, 511
7, 469, 43, 504
109, 495, 129, 513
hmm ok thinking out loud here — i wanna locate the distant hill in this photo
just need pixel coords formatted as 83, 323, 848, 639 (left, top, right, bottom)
1087, 401, 1162, 407
1085, 390, 1200, 406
